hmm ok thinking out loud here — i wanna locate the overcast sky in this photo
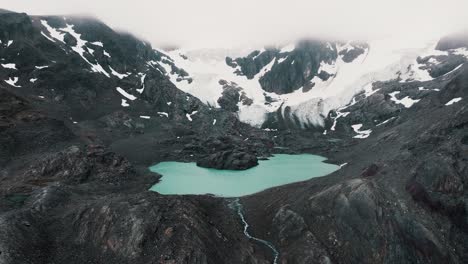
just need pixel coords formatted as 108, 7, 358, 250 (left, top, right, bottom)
1, 0, 467, 48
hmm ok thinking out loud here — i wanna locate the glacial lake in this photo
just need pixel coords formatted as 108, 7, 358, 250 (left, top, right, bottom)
149, 154, 339, 197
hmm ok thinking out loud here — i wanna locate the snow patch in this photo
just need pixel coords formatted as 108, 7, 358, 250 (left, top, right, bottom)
351, 124, 372, 139
256, 58, 276, 78
363, 83, 379, 97
41, 32, 56, 42
40, 20, 65, 43
1, 63, 16, 69
109, 66, 129, 79
139, 115, 150, 119
331, 111, 350, 131
90, 41, 103, 47
277, 57, 287, 64
376, 117, 396, 126
35, 65, 49, 69
442, 64, 463, 77
445, 97, 462, 106
280, 44, 295, 53
452, 48, 468, 58
116, 87, 137, 101
57, 23, 110, 77
389, 91, 420, 108
186, 110, 198, 121
157, 112, 169, 117
30, 78, 38, 83
121, 99, 129, 107
136, 73, 146, 93
5, 77, 20, 87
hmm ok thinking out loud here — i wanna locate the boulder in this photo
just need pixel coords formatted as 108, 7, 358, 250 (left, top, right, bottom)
196, 150, 258, 170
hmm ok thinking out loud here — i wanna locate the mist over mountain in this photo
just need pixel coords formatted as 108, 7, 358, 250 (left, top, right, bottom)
3, 0, 468, 48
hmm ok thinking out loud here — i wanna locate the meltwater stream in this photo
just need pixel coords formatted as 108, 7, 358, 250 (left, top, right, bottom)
229, 198, 279, 264
149, 154, 340, 263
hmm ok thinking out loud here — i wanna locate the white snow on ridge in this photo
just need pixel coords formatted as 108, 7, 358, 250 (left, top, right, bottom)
41, 32, 56, 42
331, 111, 350, 131
280, 44, 295, 53
445, 97, 462, 106
160, 37, 442, 128
7, 40, 13, 47
121, 99, 129, 107
164, 49, 246, 108
185, 110, 198, 121
139, 115, 150, 119
30, 78, 38, 83
5, 77, 20, 87
376, 117, 396, 126
452, 48, 468, 58
41, 20, 110, 78
136, 73, 146, 93
1, 63, 16, 69
363, 83, 379, 97
109, 66, 130, 79
257, 58, 276, 78
116, 87, 137, 101
40, 20, 65, 43
277, 57, 287, 64
341, 42, 355, 53
351, 124, 372, 139
90, 41, 104, 47
35, 65, 49, 69
442, 64, 463, 77
389, 91, 420, 108
157, 112, 169, 117
59, 24, 110, 77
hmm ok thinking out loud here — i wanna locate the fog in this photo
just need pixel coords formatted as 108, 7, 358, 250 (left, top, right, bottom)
1, 0, 468, 48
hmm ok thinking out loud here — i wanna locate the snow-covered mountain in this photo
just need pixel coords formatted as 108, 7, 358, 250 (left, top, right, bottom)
156, 36, 468, 130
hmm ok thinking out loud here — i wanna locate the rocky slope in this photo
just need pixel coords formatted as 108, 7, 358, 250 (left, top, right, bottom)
1, 8, 468, 264
244, 64, 468, 264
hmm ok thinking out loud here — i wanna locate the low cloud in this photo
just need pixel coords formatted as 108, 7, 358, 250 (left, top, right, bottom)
2, 0, 468, 48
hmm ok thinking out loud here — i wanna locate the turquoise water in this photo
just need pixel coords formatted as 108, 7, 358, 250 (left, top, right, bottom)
149, 154, 339, 197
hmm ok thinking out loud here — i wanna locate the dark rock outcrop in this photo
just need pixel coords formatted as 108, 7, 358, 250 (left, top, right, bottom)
197, 149, 259, 170
217, 80, 253, 112
436, 31, 468, 51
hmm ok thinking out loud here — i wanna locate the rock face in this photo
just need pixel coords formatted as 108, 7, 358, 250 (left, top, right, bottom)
0, 10, 275, 264
436, 31, 468, 51
241, 63, 468, 264
217, 80, 253, 112
197, 149, 259, 170
227, 40, 344, 94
